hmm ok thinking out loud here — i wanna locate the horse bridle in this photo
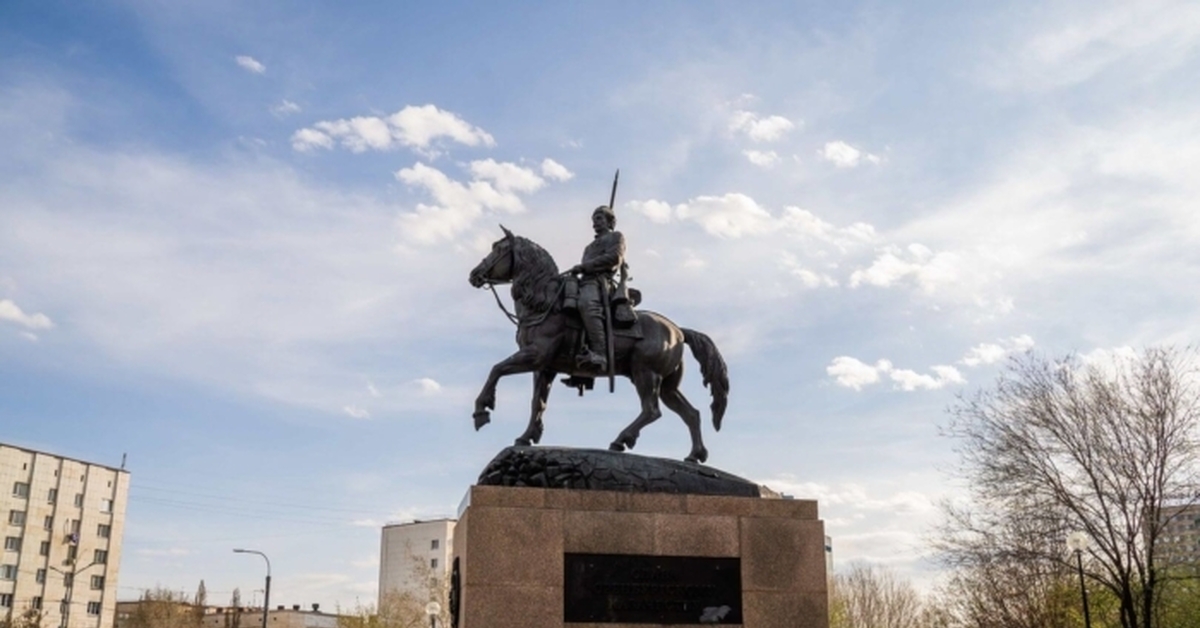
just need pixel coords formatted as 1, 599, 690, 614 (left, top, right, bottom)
477, 229, 520, 325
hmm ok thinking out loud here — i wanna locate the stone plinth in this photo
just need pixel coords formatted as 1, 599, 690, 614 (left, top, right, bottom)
452, 485, 828, 628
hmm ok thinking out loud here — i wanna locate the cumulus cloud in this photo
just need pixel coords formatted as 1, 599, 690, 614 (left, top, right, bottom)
395, 161, 542, 243
412, 377, 442, 394
367, 382, 382, 398
827, 357, 892, 390
828, 356, 965, 391
0, 299, 54, 330
729, 110, 798, 142
960, 335, 1035, 366
674, 193, 775, 238
343, 405, 370, 419
820, 140, 881, 168
540, 158, 574, 181
778, 207, 875, 249
629, 200, 673, 224
742, 149, 781, 167
778, 253, 837, 288
235, 55, 265, 74
292, 104, 495, 154
849, 244, 961, 293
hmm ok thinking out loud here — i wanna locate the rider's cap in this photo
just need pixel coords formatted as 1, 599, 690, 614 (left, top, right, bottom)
592, 205, 616, 222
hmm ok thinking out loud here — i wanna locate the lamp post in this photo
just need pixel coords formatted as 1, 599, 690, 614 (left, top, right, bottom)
234, 549, 271, 628
1066, 531, 1092, 628
425, 601, 441, 628
48, 560, 102, 628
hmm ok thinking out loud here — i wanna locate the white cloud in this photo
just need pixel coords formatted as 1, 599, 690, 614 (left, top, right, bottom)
271, 100, 301, 117
729, 110, 798, 142
395, 161, 533, 243
828, 356, 965, 391
629, 200, 673, 224
983, 2, 1200, 92
540, 158, 574, 181
468, 159, 545, 193
820, 140, 881, 168
367, 382, 381, 398
235, 55, 265, 74
779, 207, 876, 249
0, 299, 54, 330
778, 253, 837, 288
960, 335, 1035, 367
827, 357, 892, 390
292, 104, 495, 154
849, 244, 961, 294
673, 193, 776, 238
742, 149, 780, 167
889, 365, 965, 391
412, 377, 442, 394
343, 405, 370, 419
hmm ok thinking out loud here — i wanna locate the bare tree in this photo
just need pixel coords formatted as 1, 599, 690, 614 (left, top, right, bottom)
940, 347, 1200, 628
829, 563, 925, 628
123, 587, 201, 628
0, 607, 44, 628
340, 549, 449, 628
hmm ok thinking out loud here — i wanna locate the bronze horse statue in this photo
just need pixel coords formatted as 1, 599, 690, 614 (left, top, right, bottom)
468, 226, 729, 463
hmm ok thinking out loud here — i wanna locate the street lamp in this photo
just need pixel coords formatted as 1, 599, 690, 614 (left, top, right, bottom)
234, 549, 271, 628
425, 601, 441, 628
1066, 531, 1092, 628
48, 561, 102, 628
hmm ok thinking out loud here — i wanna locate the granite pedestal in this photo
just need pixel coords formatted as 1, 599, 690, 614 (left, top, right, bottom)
451, 484, 828, 628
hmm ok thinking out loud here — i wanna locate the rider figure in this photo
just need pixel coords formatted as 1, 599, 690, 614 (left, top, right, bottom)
569, 206, 625, 371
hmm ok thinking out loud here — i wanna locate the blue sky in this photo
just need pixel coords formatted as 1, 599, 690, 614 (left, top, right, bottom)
4, 0, 1200, 610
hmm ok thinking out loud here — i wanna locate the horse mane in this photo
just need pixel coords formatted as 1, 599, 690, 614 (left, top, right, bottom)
511, 235, 561, 315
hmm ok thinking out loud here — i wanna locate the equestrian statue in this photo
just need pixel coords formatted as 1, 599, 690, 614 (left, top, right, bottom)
467, 172, 729, 463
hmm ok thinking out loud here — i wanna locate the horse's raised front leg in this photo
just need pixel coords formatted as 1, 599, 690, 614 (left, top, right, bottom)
515, 368, 554, 446
474, 347, 539, 430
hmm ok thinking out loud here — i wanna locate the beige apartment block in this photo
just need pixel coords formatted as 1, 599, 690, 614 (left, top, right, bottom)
1, 442, 130, 628
378, 518, 455, 607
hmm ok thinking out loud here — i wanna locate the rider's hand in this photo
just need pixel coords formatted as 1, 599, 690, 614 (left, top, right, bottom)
569, 265, 584, 275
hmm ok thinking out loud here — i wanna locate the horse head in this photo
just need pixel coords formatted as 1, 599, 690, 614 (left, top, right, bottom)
469, 225, 517, 287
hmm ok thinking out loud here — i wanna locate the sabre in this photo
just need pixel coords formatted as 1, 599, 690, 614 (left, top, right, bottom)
605, 169, 619, 393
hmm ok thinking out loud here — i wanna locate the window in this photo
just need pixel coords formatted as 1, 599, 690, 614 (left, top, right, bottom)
87, 601, 102, 616
90, 575, 104, 590
12, 483, 29, 498
66, 546, 77, 562
97, 524, 111, 538
31, 596, 42, 610
60, 600, 69, 615
68, 519, 80, 534
0, 593, 11, 608
36, 568, 46, 584
73, 494, 83, 508
39, 541, 49, 556
100, 499, 113, 513
47, 488, 57, 503
8, 510, 25, 526
431, 539, 439, 550
93, 549, 108, 564
43, 515, 53, 531
1, 564, 17, 580
63, 573, 73, 588
431, 558, 438, 569
4, 537, 20, 551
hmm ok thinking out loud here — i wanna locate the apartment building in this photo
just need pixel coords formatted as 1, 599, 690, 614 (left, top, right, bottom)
1160, 503, 1200, 567
1, 442, 130, 628
378, 518, 454, 608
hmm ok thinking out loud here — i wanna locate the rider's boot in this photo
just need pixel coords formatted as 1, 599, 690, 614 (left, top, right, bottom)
579, 314, 608, 371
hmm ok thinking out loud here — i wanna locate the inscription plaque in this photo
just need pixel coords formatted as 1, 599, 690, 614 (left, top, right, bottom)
564, 553, 742, 624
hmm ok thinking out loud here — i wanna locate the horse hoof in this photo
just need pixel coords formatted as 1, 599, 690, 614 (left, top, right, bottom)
514, 438, 532, 447
608, 441, 626, 452
473, 411, 491, 430
685, 448, 708, 464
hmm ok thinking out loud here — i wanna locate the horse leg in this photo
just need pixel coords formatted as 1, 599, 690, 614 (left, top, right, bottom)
609, 367, 662, 452
473, 347, 538, 430
660, 366, 708, 464
515, 369, 554, 446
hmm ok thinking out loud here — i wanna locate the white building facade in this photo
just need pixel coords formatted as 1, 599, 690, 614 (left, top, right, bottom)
378, 519, 455, 607
1, 443, 130, 628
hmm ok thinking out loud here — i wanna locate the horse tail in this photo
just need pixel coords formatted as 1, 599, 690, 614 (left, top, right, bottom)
682, 328, 729, 431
